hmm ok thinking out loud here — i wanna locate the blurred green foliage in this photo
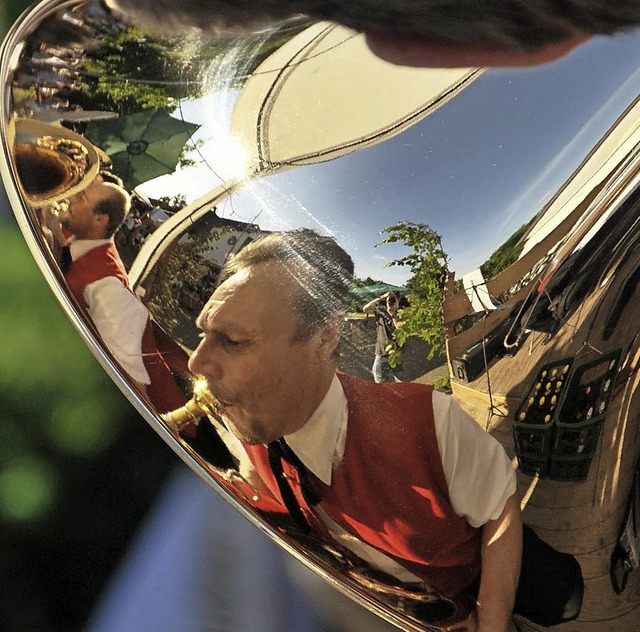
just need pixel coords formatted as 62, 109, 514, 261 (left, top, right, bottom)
0, 227, 125, 517
0, 224, 176, 632
0, 3, 212, 631
0, 3, 178, 629
3, 0, 31, 29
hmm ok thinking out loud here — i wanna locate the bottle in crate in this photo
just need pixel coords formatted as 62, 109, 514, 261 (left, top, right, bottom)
549, 350, 621, 481
512, 358, 573, 477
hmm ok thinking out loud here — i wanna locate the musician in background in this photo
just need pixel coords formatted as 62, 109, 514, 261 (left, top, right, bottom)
51, 181, 187, 414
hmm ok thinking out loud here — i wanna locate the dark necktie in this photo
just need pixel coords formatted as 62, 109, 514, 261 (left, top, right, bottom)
267, 438, 321, 533
60, 245, 72, 274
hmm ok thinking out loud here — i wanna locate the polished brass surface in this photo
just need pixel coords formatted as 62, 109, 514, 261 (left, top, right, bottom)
2, 1, 640, 630
161, 379, 225, 432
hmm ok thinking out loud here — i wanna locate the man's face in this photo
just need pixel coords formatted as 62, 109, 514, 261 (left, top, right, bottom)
59, 183, 108, 239
188, 261, 337, 445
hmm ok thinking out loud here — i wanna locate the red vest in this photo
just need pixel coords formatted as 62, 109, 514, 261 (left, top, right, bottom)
245, 373, 481, 599
65, 242, 187, 414
65, 241, 130, 302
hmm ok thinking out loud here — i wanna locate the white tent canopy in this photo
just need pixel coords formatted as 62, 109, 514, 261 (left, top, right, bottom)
130, 24, 480, 289
230, 22, 479, 170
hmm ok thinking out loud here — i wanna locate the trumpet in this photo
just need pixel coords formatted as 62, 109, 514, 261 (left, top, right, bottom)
161, 378, 227, 433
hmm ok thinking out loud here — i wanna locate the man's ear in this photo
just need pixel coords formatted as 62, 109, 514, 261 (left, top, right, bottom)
93, 212, 109, 235
317, 312, 345, 361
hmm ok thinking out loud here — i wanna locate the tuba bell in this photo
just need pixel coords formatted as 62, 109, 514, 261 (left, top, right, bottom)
10, 118, 101, 207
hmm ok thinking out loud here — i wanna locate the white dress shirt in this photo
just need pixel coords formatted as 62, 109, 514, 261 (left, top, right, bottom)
283, 375, 517, 581
69, 238, 151, 384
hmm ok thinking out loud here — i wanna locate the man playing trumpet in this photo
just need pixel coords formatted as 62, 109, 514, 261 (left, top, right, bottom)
187, 228, 583, 631
47, 179, 187, 415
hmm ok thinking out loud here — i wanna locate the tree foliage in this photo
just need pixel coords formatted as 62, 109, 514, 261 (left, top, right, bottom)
74, 25, 206, 114
377, 221, 449, 364
480, 222, 529, 281
147, 224, 260, 348
73, 21, 307, 115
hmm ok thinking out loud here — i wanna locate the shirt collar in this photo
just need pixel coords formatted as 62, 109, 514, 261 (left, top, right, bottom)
69, 237, 113, 261
284, 374, 347, 486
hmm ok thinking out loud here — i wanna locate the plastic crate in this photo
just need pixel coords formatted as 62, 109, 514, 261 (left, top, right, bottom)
514, 444, 552, 477
548, 452, 601, 482
512, 358, 573, 476
555, 350, 620, 426
553, 414, 606, 455
547, 350, 620, 481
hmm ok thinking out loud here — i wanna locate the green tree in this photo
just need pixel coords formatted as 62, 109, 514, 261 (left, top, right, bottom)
352, 276, 384, 287
73, 21, 307, 115
480, 221, 530, 281
147, 224, 261, 347
75, 25, 207, 114
377, 221, 449, 364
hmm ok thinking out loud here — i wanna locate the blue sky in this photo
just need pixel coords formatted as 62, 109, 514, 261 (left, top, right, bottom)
145, 31, 640, 286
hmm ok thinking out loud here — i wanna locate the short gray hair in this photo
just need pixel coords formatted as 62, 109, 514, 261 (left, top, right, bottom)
220, 229, 354, 340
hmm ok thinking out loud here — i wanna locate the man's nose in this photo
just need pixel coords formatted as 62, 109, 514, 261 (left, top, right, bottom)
188, 339, 222, 380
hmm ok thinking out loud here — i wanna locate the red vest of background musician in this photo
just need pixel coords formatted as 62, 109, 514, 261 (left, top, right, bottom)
64, 241, 187, 414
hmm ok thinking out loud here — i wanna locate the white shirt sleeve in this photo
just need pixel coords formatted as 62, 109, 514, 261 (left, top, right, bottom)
84, 276, 151, 384
433, 390, 517, 528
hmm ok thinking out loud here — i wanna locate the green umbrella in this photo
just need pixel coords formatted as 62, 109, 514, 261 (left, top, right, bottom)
84, 108, 200, 189
348, 283, 406, 304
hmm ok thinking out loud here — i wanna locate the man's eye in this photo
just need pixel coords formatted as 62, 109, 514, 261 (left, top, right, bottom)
197, 331, 246, 347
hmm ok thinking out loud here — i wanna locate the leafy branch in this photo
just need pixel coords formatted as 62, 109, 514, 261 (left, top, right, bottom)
377, 221, 449, 365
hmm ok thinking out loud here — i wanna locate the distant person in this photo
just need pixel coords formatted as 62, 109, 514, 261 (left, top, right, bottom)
107, 0, 640, 68
362, 291, 401, 383
40, 170, 123, 250
52, 181, 187, 414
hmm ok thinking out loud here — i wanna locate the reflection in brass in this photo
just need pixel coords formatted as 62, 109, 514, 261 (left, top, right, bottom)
3, 1, 640, 631
165, 382, 468, 627
167, 381, 467, 628
15, 141, 83, 203
346, 569, 465, 629
285, 528, 469, 631
218, 468, 261, 503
